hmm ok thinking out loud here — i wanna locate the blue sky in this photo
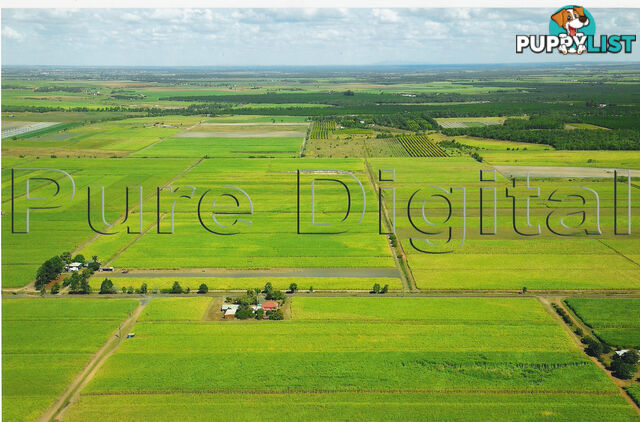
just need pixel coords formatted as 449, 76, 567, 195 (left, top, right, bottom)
2, 8, 638, 65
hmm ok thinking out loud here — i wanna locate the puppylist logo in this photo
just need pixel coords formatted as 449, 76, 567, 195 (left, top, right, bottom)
516, 6, 636, 55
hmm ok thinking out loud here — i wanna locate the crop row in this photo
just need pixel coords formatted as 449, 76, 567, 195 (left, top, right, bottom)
396, 135, 447, 157
309, 121, 336, 139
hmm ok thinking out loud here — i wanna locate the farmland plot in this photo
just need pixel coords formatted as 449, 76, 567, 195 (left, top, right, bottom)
1, 157, 197, 287
131, 121, 306, 158
2, 298, 137, 422
396, 135, 447, 157
63, 297, 638, 421
79, 158, 396, 273
369, 157, 640, 290
565, 299, 640, 348
309, 120, 336, 139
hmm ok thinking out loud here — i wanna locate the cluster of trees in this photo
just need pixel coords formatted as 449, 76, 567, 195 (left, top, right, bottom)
226, 283, 285, 321
35, 256, 65, 291
502, 117, 564, 129
336, 112, 438, 132
64, 270, 92, 294
555, 303, 639, 380
371, 283, 389, 294
35, 252, 99, 291
438, 139, 483, 162
64, 254, 98, 295
610, 350, 639, 380
264, 282, 287, 301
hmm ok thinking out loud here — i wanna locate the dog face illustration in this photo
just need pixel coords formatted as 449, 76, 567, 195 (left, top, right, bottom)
551, 6, 590, 37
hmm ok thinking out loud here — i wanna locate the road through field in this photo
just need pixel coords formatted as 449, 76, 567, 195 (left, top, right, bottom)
43, 300, 149, 422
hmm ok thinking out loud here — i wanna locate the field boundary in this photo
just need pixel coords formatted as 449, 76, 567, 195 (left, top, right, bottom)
363, 158, 416, 292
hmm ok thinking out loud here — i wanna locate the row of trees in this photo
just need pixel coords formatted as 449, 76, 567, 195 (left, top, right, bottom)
553, 303, 639, 380
442, 126, 640, 150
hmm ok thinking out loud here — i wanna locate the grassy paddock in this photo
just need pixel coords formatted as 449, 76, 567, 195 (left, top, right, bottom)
90, 276, 401, 291
59, 297, 635, 420
565, 298, 640, 348
2, 298, 138, 422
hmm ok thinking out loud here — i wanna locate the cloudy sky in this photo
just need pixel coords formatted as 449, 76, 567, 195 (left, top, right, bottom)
1, 8, 639, 66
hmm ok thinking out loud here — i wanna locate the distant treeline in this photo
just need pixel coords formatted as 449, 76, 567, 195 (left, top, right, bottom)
159, 91, 476, 105
33, 86, 86, 93
443, 126, 640, 150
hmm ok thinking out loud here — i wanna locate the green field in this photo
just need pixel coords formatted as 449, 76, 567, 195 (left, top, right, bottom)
1, 157, 197, 287
130, 136, 304, 158
482, 150, 640, 169
3, 30, 640, 422
369, 157, 640, 290
565, 298, 640, 348
78, 158, 395, 272
2, 298, 138, 422
138, 297, 211, 321
60, 297, 637, 421
89, 276, 401, 291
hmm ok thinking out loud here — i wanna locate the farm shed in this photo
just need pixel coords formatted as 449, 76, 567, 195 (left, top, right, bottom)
65, 262, 83, 272
221, 304, 239, 312
224, 308, 237, 319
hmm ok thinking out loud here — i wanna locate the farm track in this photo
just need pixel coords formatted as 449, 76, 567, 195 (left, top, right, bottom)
125, 121, 203, 157
202, 296, 223, 321
74, 155, 205, 259
40, 300, 148, 422
104, 213, 168, 266
363, 158, 416, 292
538, 296, 640, 415
10, 157, 205, 293
598, 239, 640, 268
299, 121, 311, 157
77, 388, 622, 397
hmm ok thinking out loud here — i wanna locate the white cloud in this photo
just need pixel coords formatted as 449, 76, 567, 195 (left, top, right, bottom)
1, 8, 637, 66
372, 9, 401, 23
2, 26, 23, 41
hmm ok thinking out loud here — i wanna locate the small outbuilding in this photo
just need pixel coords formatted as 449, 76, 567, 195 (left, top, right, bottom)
224, 308, 237, 319
221, 304, 239, 312
65, 262, 83, 272
262, 301, 279, 311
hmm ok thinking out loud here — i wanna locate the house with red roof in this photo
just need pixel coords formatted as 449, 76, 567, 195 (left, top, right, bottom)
261, 301, 279, 311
